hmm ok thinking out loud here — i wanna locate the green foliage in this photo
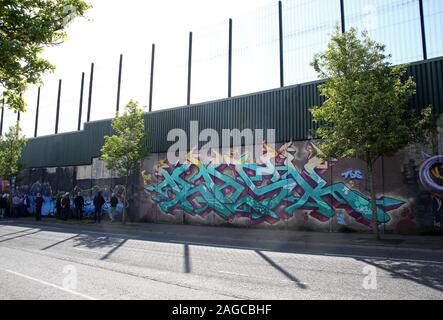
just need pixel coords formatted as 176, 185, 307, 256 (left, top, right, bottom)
100, 100, 150, 180
0, 0, 91, 112
310, 27, 432, 239
310, 27, 432, 164
0, 124, 27, 181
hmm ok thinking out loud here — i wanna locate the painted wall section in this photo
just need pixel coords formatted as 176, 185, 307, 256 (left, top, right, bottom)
7, 141, 441, 233
144, 142, 403, 227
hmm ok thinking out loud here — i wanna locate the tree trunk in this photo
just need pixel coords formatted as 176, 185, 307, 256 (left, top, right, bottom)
123, 174, 128, 225
367, 161, 380, 240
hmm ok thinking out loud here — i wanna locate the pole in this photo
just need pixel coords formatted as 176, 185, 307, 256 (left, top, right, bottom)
418, 0, 428, 60
55, 79, 62, 134
34, 87, 41, 137
149, 44, 155, 112
278, 1, 284, 87
78, 72, 85, 131
0, 99, 4, 136
228, 19, 233, 98
187, 32, 193, 105
87, 63, 94, 122
116, 54, 123, 114
340, 0, 346, 33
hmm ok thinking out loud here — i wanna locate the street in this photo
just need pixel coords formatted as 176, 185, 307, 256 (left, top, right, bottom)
0, 220, 442, 300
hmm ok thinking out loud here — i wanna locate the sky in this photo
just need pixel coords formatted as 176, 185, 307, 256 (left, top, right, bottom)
2, 0, 442, 138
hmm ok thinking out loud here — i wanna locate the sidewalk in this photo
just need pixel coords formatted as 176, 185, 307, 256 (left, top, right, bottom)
2, 217, 443, 253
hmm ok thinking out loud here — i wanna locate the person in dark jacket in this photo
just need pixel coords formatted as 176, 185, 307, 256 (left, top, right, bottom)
109, 193, 119, 222
93, 192, 105, 224
55, 194, 62, 219
35, 193, 44, 221
61, 193, 70, 221
22, 194, 31, 216
74, 192, 85, 220
0, 194, 6, 219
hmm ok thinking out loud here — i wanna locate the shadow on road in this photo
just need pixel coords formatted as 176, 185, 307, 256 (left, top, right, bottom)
72, 234, 123, 250
255, 250, 308, 289
41, 234, 80, 251
2, 219, 443, 294
184, 243, 191, 273
0, 230, 42, 243
360, 259, 443, 293
100, 239, 128, 261
0, 228, 36, 239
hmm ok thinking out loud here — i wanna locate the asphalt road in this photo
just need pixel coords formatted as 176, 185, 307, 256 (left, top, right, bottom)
0, 221, 442, 300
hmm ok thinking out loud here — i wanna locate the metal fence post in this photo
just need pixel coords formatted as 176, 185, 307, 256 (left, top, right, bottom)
418, 0, 428, 60
279, 1, 284, 88
34, 87, 41, 137
340, 0, 346, 33
149, 44, 155, 112
228, 19, 233, 98
187, 32, 193, 105
78, 72, 85, 131
116, 54, 123, 114
87, 63, 94, 122
55, 79, 62, 134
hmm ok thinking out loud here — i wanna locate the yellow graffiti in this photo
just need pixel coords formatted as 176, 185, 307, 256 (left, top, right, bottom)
431, 166, 443, 180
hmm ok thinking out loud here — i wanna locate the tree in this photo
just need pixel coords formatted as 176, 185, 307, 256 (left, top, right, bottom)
0, 124, 27, 189
0, 0, 90, 112
310, 27, 432, 240
100, 100, 150, 224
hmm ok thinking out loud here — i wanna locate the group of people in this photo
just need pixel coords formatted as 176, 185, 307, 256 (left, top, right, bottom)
0, 193, 32, 219
0, 191, 121, 223
56, 192, 120, 223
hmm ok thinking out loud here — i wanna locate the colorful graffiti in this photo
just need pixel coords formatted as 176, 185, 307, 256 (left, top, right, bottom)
419, 153, 443, 209
145, 142, 404, 227
420, 154, 443, 196
341, 169, 364, 181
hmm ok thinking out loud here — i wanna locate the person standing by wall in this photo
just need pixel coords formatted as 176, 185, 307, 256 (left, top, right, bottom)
22, 194, 31, 216
109, 193, 119, 222
12, 194, 21, 218
55, 193, 62, 219
74, 192, 85, 220
93, 192, 105, 224
61, 193, 71, 221
35, 193, 44, 222
0, 194, 6, 219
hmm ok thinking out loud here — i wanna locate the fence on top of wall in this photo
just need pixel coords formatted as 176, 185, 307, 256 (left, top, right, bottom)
20, 56, 443, 169
1, 0, 443, 139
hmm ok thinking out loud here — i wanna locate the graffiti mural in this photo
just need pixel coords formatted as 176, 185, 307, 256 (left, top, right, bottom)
341, 169, 364, 181
13, 183, 125, 217
145, 142, 404, 227
420, 153, 443, 211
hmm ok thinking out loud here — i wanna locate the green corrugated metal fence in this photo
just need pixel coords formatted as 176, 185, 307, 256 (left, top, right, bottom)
21, 56, 443, 168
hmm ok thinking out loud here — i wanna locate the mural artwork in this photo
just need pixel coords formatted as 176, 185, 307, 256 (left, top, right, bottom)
145, 142, 405, 227
420, 153, 443, 210
15, 182, 125, 217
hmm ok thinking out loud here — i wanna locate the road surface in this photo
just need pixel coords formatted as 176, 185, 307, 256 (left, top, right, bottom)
0, 221, 442, 300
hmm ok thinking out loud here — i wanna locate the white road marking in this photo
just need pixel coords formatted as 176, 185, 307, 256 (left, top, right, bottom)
323, 253, 443, 266
2, 269, 97, 300
73, 247, 105, 254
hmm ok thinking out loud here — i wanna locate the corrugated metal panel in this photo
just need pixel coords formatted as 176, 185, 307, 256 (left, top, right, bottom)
21, 56, 443, 168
